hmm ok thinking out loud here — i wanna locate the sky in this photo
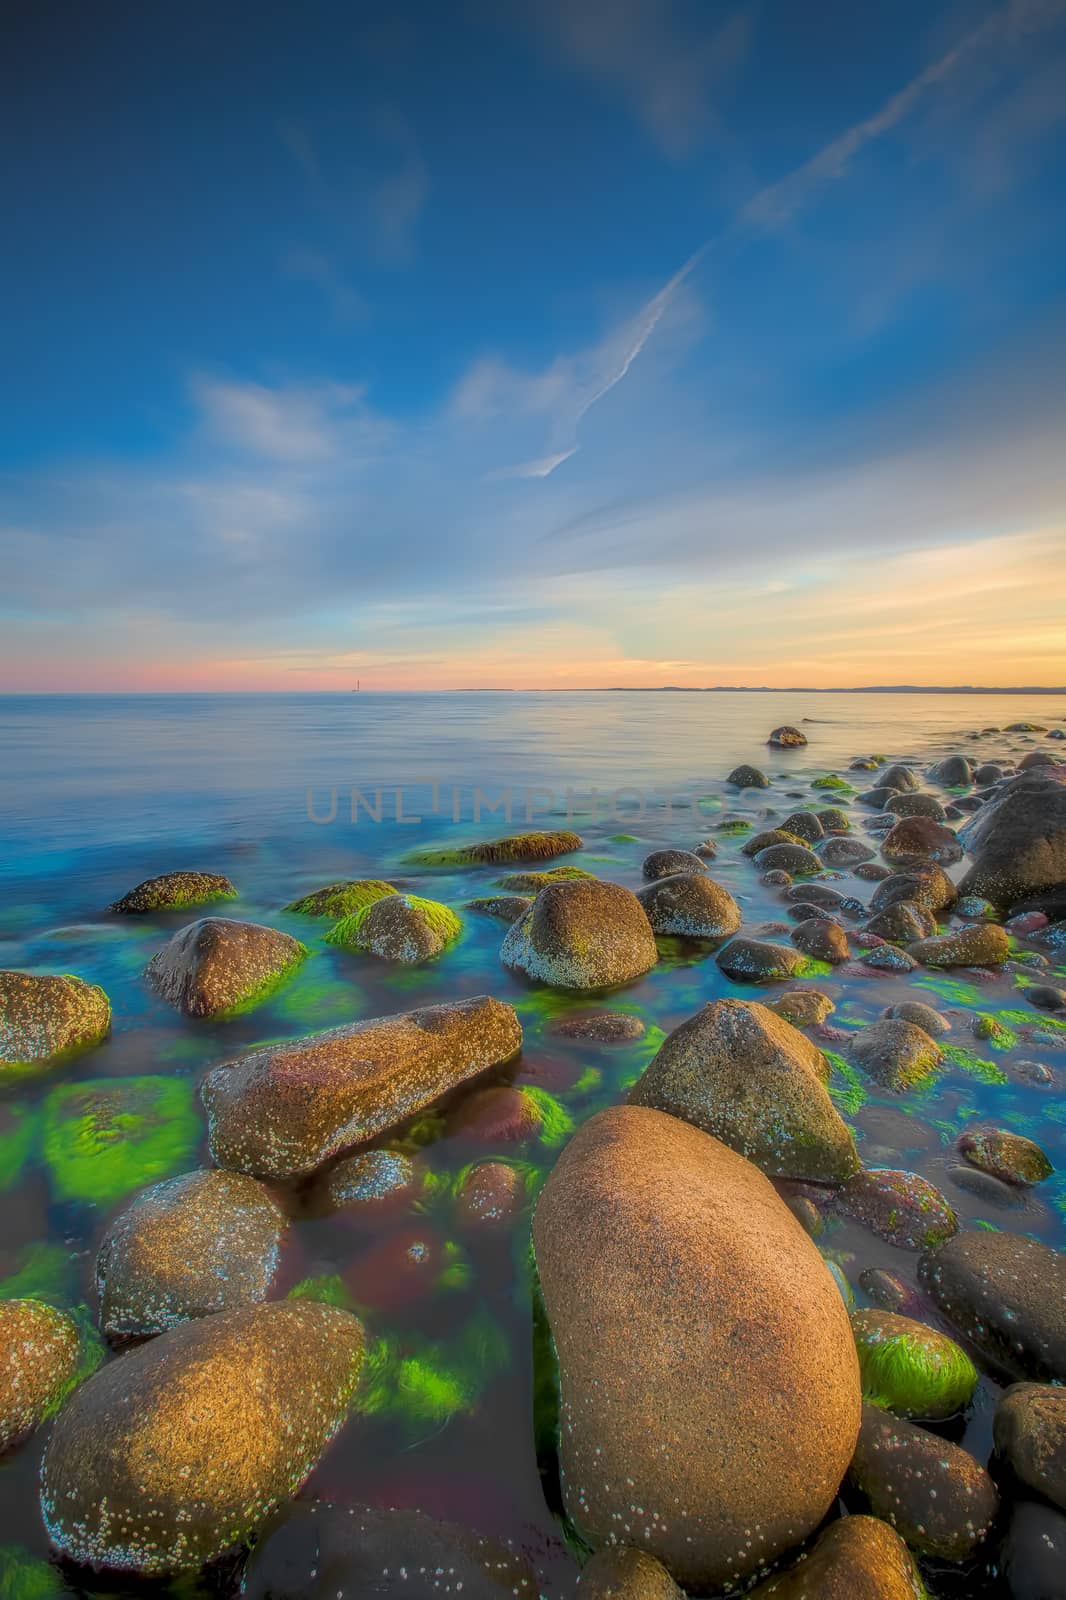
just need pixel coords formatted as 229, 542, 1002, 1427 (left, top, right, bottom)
2, 0, 1066, 691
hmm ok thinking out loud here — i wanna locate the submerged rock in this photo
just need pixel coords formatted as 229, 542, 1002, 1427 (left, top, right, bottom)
880, 766, 920, 793
465, 894, 531, 922
994, 1384, 1066, 1512
908, 923, 1010, 967
497, 865, 595, 890
322, 1148, 416, 1213
819, 836, 875, 867
768, 726, 807, 748
0, 971, 110, 1072
532, 1105, 861, 1591
851, 1309, 977, 1419
881, 1000, 950, 1035
578, 1547, 683, 1598
838, 1169, 957, 1251
754, 842, 822, 874
767, 990, 835, 1025
635, 873, 741, 938
641, 848, 706, 880
501, 880, 657, 990
326, 894, 461, 963
958, 773, 1066, 905
0, 1299, 80, 1451
957, 1127, 1053, 1187
847, 1404, 998, 1560
919, 1231, 1066, 1382
285, 879, 397, 917
930, 755, 974, 786
551, 1010, 646, 1042
455, 1161, 527, 1227
628, 998, 858, 1182
1000, 1501, 1066, 1600
109, 870, 237, 914
202, 994, 521, 1180
146, 918, 305, 1017
96, 1168, 285, 1339
849, 1019, 942, 1092
243, 1501, 542, 1600
40, 1301, 364, 1574
726, 763, 769, 788
745, 1515, 925, 1600
881, 816, 962, 867
716, 937, 808, 983
406, 830, 584, 867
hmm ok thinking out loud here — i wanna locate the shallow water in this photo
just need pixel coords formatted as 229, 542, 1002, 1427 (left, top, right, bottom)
1, 691, 1064, 1597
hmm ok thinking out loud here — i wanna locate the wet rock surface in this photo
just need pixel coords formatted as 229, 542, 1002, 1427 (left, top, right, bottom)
109, 870, 237, 914
908, 922, 1010, 966
501, 880, 658, 990
919, 1230, 1066, 1382
641, 848, 706, 879
837, 1168, 957, 1251
146, 918, 306, 1017
957, 1126, 1053, 1186
994, 1383, 1066, 1511
577, 1546, 683, 1598
0, 970, 110, 1069
745, 1515, 925, 1599
326, 892, 461, 963
851, 1308, 977, 1419
849, 1019, 942, 1092
0, 1299, 81, 1451
636, 872, 742, 938
716, 936, 808, 982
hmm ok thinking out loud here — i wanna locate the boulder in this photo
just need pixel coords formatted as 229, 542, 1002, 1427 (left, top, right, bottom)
930, 756, 973, 786
578, 1547, 683, 1598
726, 764, 769, 788
0, 1300, 80, 1451
908, 923, 1010, 967
818, 836, 875, 867
958, 773, 1066, 905
767, 990, 835, 1025
851, 1309, 977, 1419
781, 812, 824, 843
146, 918, 305, 1017
406, 830, 583, 867
754, 843, 822, 874
242, 1501, 542, 1600
786, 882, 856, 911
743, 829, 805, 856
635, 873, 741, 939
716, 937, 808, 983
326, 894, 461, 963
202, 995, 521, 1180
551, 1011, 646, 1042
285, 879, 397, 917
881, 1000, 949, 1036
465, 894, 531, 922
641, 849, 707, 880
881, 817, 962, 867
109, 870, 237, 913
879, 766, 920, 793
768, 726, 807, 748
957, 1128, 1053, 1187
532, 1106, 861, 1591
501, 881, 657, 990
849, 1020, 942, 1092
994, 1384, 1066, 1512
865, 903, 936, 944
860, 944, 919, 973
40, 1302, 364, 1574
628, 999, 858, 1183
745, 1515, 925, 1600
999, 1501, 1066, 1600
791, 917, 849, 964
837, 1169, 957, 1251
847, 1404, 998, 1560
919, 1231, 1066, 1382
0, 971, 110, 1071
870, 864, 957, 914
96, 1168, 285, 1339
884, 792, 948, 820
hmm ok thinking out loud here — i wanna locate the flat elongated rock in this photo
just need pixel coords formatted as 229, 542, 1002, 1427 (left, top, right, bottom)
243, 1501, 541, 1599
848, 1404, 997, 1560
958, 1128, 1053, 1186
146, 918, 306, 1017
532, 1106, 861, 1591
96, 1168, 285, 1339
839, 1169, 957, 1251
635, 873, 741, 938
0, 1299, 80, 1451
716, 937, 807, 983
746, 1515, 924, 1599
501, 881, 657, 990
882, 816, 962, 866
907, 923, 1010, 967
202, 995, 521, 1179
919, 1230, 1066, 1382
0, 971, 110, 1071
628, 999, 858, 1182
754, 843, 822, 874
819, 836, 875, 867
995, 1384, 1066, 1512
407, 830, 583, 867
40, 1301, 364, 1574
109, 871, 236, 914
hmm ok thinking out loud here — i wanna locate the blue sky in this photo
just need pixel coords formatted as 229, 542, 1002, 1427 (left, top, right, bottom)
3, 0, 1065, 688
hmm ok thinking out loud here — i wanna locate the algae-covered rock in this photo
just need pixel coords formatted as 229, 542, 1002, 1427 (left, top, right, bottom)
818, 810, 853, 833
243, 1500, 542, 1600
743, 829, 805, 857
838, 1169, 957, 1251
850, 1019, 942, 1093
501, 880, 657, 990
847, 1404, 998, 1560
40, 1301, 364, 1574
0, 1299, 80, 1451
628, 998, 859, 1183
109, 871, 237, 914
994, 1383, 1066, 1512
96, 1168, 285, 1339
635, 873, 741, 938
908, 923, 1010, 967
0, 971, 110, 1074
919, 1230, 1066, 1382
42, 1075, 199, 1206
285, 879, 397, 917
726, 763, 769, 788
881, 816, 962, 867
532, 1105, 861, 1591
851, 1309, 977, 1419
716, 937, 808, 983
465, 894, 531, 922
496, 865, 594, 890
146, 918, 306, 1017
767, 989, 835, 1025
203, 995, 521, 1180
641, 848, 707, 880
746, 1515, 924, 1600
406, 830, 583, 867
326, 893, 461, 963
578, 1546, 683, 1598
957, 1127, 1053, 1186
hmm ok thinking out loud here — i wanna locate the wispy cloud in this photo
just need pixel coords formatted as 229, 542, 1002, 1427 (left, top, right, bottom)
282, 248, 368, 324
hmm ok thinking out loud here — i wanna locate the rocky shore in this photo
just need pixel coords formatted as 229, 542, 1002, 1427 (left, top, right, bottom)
1, 728, 1065, 1595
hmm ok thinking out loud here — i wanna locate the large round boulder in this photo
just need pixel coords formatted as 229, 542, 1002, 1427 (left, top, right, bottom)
145, 918, 306, 1018
628, 999, 858, 1182
532, 1105, 862, 1590
40, 1301, 364, 1573
325, 893, 461, 963
958, 772, 1066, 905
501, 881, 657, 990
96, 1168, 286, 1339
919, 1230, 1066, 1382
635, 873, 741, 939
0, 1299, 81, 1451
994, 1384, 1066, 1512
0, 971, 110, 1072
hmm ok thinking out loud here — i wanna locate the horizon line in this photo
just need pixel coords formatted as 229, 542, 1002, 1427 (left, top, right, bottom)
1, 684, 1065, 697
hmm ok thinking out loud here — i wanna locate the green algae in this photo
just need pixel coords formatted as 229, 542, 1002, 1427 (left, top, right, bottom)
608, 834, 639, 843
824, 1050, 868, 1116
998, 1006, 1066, 1034
973, 1014, 1020, 1050
572, 1065, 602, 1094
912, 974, 985, 1008
0, 1550, 65, 1600
212, 943, 308, 1018
0, 1244, 77, 1307
941, 1045, 1008, 1086
403, 831, 583, 868
41, 1075, 199, 1206
852, 1312, 977, 1420
287, 1274, 352, 1309
326, 895, 461, 953
357, 1308, 509, 1434
285, 879, 398, 917
716, 819, 753, 834
812, 775, 855, 793
496, 866, 594, 890
0, 1103, 38, 1191
522, 1086, 576, 1149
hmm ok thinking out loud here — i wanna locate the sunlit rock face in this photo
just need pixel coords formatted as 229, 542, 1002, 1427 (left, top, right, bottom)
145, 917, 306, 1017
501, 880, 658, 990
0, 1299, 81, 1450
0, 971, 110, 1072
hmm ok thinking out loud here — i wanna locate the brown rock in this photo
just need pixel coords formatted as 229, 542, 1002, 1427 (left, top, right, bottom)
0, 1299, 80, 1451
635, 873, 741, 938
994, 1383, 1066, 1511
0, 970, 110, 1070
109, 870, 237, 914
746, 1515, 924, 1599
881, 817, 962, 867
907, 923, 1010, 967
578, 1547, 683, 1598
501, 881, 657, 990
848, 1404, 998, 1560
146, 918, 305, 1018
837, 1169, 957, 1251
767, 990, 835, 1026
791, 917, 850, 964
849, 1020, 942, 1093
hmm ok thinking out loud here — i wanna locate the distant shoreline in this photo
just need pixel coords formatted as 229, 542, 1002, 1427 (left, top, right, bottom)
2, 685, 1065, 697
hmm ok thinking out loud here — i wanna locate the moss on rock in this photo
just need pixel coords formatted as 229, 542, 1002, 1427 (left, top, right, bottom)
285, 879, 397, 917
851, 1308, 977, 1419
108, 871, 237, 914
0, 971, 110, 1076
405, 830, 583, 867
327, 893, 461, 964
